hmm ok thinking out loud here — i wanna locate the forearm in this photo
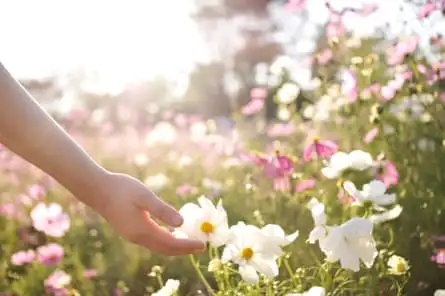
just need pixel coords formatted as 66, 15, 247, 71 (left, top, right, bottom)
0, 63, 108, 206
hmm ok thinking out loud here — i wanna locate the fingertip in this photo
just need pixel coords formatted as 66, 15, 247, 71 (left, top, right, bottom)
171, 213, 184, 227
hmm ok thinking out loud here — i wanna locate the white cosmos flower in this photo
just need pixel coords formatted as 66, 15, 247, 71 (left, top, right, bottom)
369, 205, 403, 224
277, 83, 300, 104
287, 286, 326, 296
321, 150, 373, 179
260, 224, 299, 247
343, 180, 396, 207
319, 217, 377, 272
222, 222, 282, 284
175, 196, 229, 247
152, 279, 180, 296
435, 290, 445, 296
387, 254, 410, 275
307, 198, 327, 244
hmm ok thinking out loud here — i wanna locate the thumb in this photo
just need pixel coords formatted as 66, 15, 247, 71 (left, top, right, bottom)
135, 189, 184, 227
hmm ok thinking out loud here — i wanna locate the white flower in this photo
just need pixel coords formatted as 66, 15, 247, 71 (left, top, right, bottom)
261, 224, 299, 247
175, 196, 229, 247
321, 150, 373, 179
307, 198, 327, 244
277, 83, 300, 104
387, 255, 410, 275
435, 290, 445, 296
152, 279, 180, 296
287, 286, 326, 296
369, 205, 403, 224
222, 222, 282, 284
144, 174, 169, 192
343, 180, 396, 207
319, 217, 378, 272
145, 122, 177, 146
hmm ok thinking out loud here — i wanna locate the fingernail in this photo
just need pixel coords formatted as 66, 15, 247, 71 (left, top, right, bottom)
172, 214, 183, 227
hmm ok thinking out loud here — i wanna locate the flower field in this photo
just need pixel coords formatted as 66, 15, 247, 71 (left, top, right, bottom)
3, 1, 445, 296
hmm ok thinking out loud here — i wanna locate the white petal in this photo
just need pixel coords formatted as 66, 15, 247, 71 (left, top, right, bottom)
365, 180, 387, 197
321, 167, 340, 179
343, 181, 363, 201
357, 243, 378, 268
209, 226, 230, 247
285, 230, 300, 244
339, 248, 361, 271
341, 217, 373, 237
197, 196, 217, 212
348, 150, 373, 171
307, 287, 326, 296
329, 152, 350, 170
308, 226, 326, 244
374, 194, 396, 206
250, 256, 279, 279
369, 205, 403, 224
221, 244, 238, 263
239, 264, 259, 284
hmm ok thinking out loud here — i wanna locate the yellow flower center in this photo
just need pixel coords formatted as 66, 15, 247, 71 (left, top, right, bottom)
313, 136, 320, 143
200, 222, 214, 234
396, 262, 406, 273
241, 248, 254, 261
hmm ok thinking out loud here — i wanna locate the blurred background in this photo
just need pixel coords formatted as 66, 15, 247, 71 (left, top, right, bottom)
1, 0, 443, 123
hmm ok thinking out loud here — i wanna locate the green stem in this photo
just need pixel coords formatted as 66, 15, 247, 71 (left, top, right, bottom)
155, 274, 163, 288
189, 255, 216, 296
284, 258, 298, 289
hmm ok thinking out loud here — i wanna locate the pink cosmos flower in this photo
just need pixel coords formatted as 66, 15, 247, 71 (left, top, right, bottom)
380, 85, 396, 101
361, 83, 381, 98
326, 22, 345, 39
387, 37, 418, 65
44, 270, 71, 295
363, 127, 379, 144
11, 250, 35, 266
30, 203, 70, 237
27, 184, 46, 200
418, 3, 437, 19
316, 49, 333, 66
286, 0, 306, 12
241, 98, 265, 116
341, 70, 358, 102
303, 137, 338, 162
295, 179, 316, 193
83, 269, 98, 279
267, 123, 296, 137
253, 151, 294, 193
37, 243, 64, 266
250, 87, 267, 100
431, 248, 445, 268
377, 161, 399, 188
176, 184, 198, 197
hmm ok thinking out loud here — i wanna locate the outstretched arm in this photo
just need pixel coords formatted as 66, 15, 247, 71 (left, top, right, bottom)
0, 62, 205, 255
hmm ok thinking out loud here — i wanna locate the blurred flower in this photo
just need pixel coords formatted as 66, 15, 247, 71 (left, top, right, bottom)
30, 203, 70, 237
340, 70, 358, 103
303, 137, 338, 162
175, 196, 229, 247
326, 22, 345, 40
321, 150, 373, 179
277, 83, 300, 104
277, 105, 292, 121
221, 222, 282, 284
133, 153, 149, 166
27, 184, 46, 200
287, 286, 325, 296
387, 37, 418, 65
363, 128, 379, 144
37, 243, 64, 266
241, 98, 265, 116
44, 270, 71, 293
418, 3, 437, 19
343, 180, 396, 207
83, 269, 98, 279
11, 249, 35, 266
295, 179, 316, 193
316, 49, 333, 66
377, 161, 399, 188
307, 198, 327, 244
152, 279, 180, 296
286, 0, 306, 12
145, 122, 177, 146
176, 184, 198, 197
144, 174, 169, 192
257, 152, 294, 193
435, 290, 445, 296
267, 123, 296, 137
387, 254, 410, 275
270, 56, 292, 76
319, 218, 377, 272
431, 248, 445, 268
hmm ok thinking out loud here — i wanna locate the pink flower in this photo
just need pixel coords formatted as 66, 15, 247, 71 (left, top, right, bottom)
363, 127, 379, 144
303, 137, 338, 161
380, 85, 396, 101
44, 270, 71, 295
316, 49, 333, 66
27, 184, 46, 200
431, 249, 445, 268
255, 152, 294, 193
377, 161, 399, 188
83, 269, 98, 279
176, 184, 198, 197
326, 22, 345, 39
241, 98, 265, 116
341, 70, 358, 102
37, 243, 64, 266
440, 93, 445, 103
267, 123, 296, 137
286, 0, 306, 12
11, 250, 35, 266
418, 3, 437, 19
387, 37, 418, 65
295, 179, 316, 193
250, 87, 267, 100
30, 203, 70, 237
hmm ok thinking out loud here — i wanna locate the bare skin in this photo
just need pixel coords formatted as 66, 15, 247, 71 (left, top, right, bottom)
0, 62, 205, 255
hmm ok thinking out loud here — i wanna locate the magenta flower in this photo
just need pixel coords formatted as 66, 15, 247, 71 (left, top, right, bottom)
83, 269, 98, 279
255, 152, 294, 193
377, 161, 399, 188
303, 137, 338, 162
363, 127, 379, 144
37, 243, 64, 266
11, 250, 35, 266
418, 3, 437, 19
341, 70, 358, 103
295, 179, 316, 193
44, 270, 71, 295
431, 249, 445, 268
30, 203, 70, 237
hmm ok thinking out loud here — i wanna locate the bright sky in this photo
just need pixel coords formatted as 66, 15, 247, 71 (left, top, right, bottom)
0, 0, 209, 82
